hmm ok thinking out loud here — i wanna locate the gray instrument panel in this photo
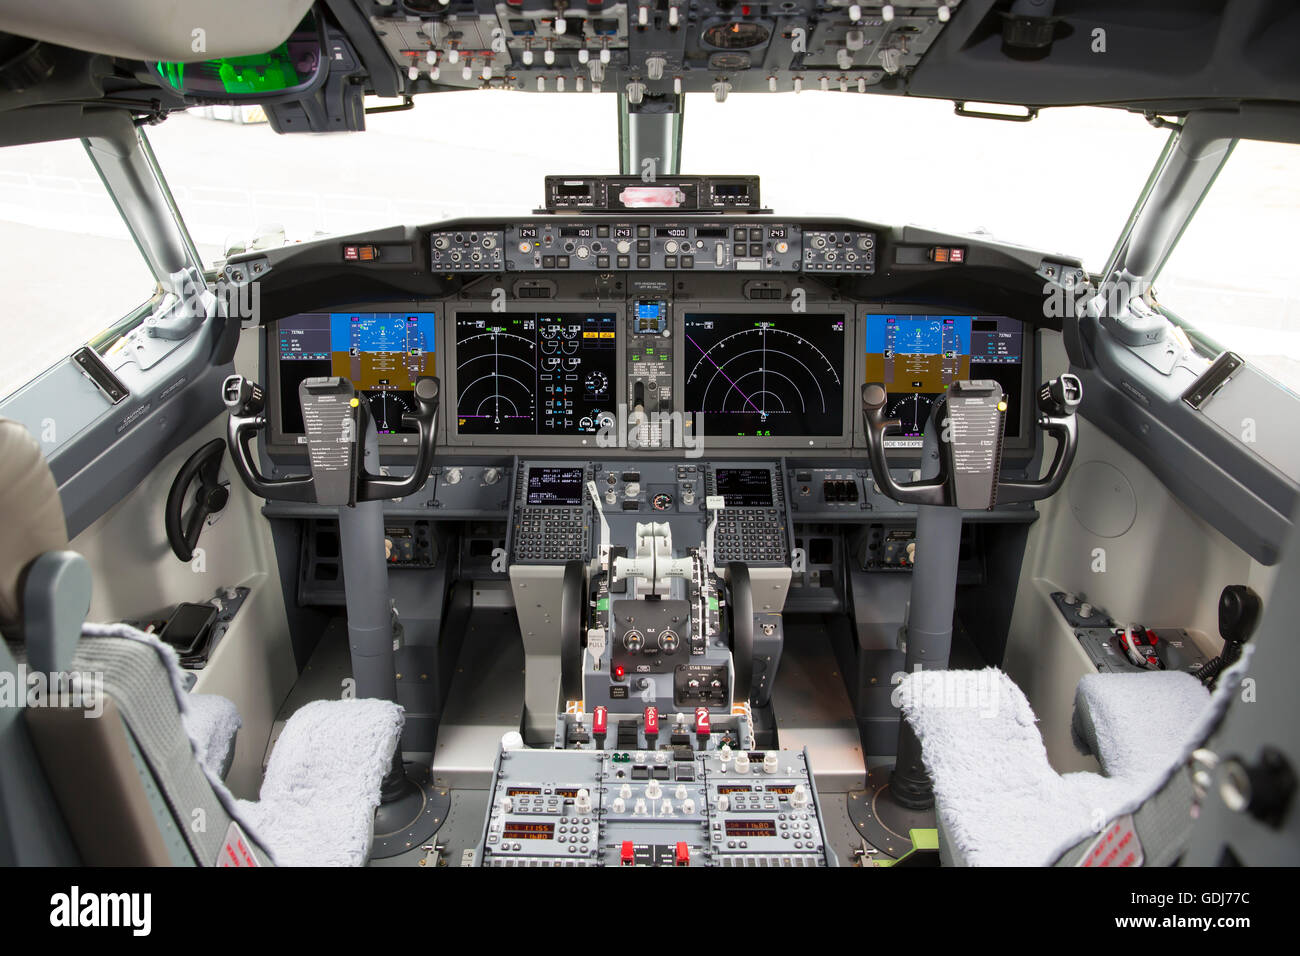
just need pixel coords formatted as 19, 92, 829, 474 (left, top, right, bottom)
430, 221, 853, 274
508, 458, 794, 567
478, 746, 832, 867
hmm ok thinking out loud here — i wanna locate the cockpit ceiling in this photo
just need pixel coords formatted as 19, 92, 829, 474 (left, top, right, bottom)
1, 0, 1300, 130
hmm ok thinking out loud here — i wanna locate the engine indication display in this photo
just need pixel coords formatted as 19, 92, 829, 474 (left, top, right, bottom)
276, 311, 436, 437
454, 311, 617, 435
865, 314, 1024, 441
684, 313, 845, 437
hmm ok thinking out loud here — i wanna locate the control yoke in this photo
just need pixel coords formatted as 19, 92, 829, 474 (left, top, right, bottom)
221, 374, 440, 505
861, 374, 1082, 510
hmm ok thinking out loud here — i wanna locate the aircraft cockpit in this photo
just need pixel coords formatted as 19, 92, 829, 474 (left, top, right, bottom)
0, 0, 1297, 909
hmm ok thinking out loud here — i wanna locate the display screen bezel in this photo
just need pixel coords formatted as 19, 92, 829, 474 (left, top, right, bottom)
856, 304, 1037, 459
444, 301, 625, 449
674, 301, 855, 450
263, 300, 442, 459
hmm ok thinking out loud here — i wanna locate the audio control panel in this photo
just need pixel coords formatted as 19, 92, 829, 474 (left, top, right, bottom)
478, 745, 832, 867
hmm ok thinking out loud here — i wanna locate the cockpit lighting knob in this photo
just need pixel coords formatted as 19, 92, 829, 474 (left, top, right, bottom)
646, 56, 666, 80
626, 79, 646, 104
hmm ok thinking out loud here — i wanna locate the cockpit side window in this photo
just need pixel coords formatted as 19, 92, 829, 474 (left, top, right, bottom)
0, 139, 160, 401
1153, 138, 1300, 396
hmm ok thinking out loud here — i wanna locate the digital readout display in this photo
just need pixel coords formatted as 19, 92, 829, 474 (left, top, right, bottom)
724, 820, 777, 837
502, 823, 555, 840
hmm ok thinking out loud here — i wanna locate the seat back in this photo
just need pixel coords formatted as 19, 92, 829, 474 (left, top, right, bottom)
0, 417, 272, 865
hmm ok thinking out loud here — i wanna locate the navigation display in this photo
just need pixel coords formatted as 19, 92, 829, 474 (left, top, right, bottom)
454, 311, 617, 435
864, 314, 1023, 442
684, 313, 846, 437
525, 466, 585, 506
277, 312, 436, 436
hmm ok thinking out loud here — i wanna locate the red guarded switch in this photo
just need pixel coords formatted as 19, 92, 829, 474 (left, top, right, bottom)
694, 707, 711, 735
644, 706, 659, 736
621, 841, 635, 866
593, 706, 608, 736
675, 842, 690, 866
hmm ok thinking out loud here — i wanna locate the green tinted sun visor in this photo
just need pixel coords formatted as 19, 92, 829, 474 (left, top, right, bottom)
152, 13, 324, 99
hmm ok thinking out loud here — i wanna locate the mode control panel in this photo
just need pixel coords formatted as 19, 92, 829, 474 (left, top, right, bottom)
500, 222, 803, 272
478, 746, 832, 867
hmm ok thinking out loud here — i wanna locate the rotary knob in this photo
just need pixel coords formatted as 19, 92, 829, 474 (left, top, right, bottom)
646, 56, 666, 81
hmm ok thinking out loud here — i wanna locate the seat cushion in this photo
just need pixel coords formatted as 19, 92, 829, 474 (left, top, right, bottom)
181, 693, 242, 780
1072, 670, 1211, 779
236, 698, 404, 867
898, 668, 1136, 866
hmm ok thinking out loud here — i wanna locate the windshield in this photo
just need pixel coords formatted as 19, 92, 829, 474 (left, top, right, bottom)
684, 95, 1170, 271
0, 140, 157, 400
148, 93, 1168, 273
